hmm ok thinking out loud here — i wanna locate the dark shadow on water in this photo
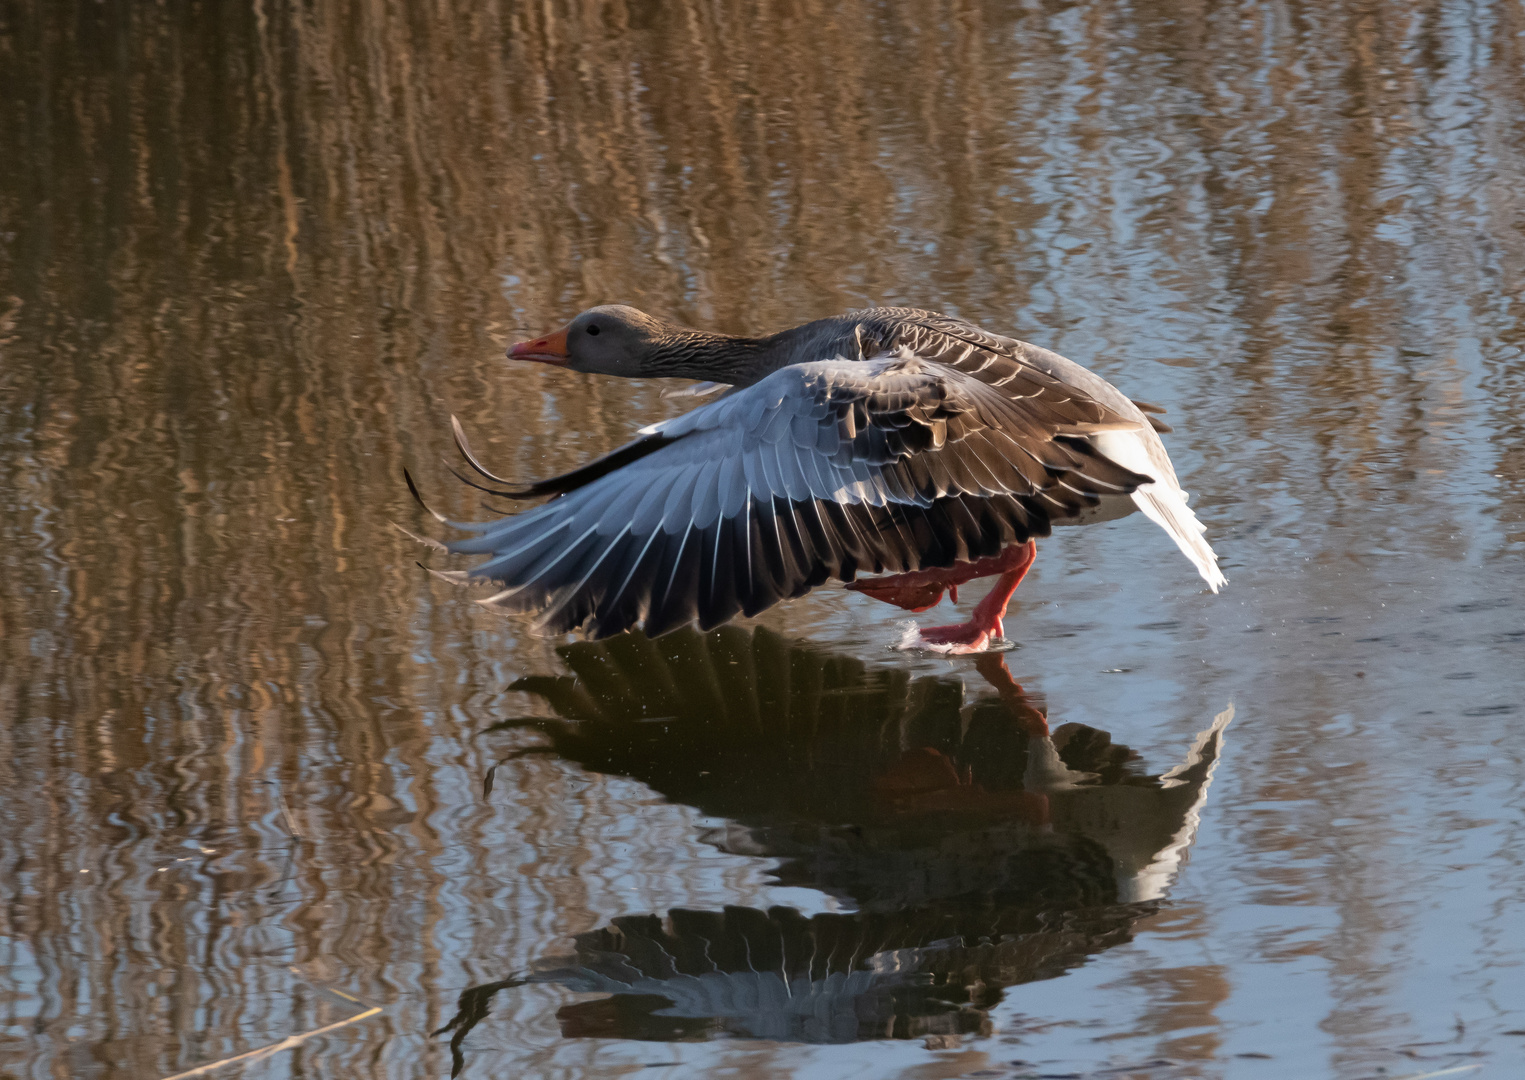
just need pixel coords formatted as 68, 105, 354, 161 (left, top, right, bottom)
438, 627, 1231, 1062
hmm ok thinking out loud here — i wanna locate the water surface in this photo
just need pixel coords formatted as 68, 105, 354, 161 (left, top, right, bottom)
2, 1, 1524, 1077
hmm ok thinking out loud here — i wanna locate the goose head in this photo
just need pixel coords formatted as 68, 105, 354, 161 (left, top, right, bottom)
508, 304, 668, 377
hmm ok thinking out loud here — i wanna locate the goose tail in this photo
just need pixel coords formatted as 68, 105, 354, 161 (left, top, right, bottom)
1090, 428, 1225, 592
1132, 482, 1226, 593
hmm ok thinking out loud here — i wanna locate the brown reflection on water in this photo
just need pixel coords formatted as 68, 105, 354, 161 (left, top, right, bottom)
2, 0, 1525, 1076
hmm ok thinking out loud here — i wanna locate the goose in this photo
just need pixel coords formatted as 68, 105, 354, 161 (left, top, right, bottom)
412, 305, 1224, 653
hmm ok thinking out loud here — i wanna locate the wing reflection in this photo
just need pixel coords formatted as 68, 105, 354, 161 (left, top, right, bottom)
441, 627, 1231, 1055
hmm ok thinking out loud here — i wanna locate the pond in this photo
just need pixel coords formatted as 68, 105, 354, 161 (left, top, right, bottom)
2, 1, 1523, 1077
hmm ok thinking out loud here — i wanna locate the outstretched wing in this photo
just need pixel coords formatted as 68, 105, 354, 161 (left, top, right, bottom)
427, 350, 1149, 639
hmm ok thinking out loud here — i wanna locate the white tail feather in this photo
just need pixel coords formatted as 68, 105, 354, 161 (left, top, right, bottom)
1091, 430, 1226, 592
1132, 483, 1226, 592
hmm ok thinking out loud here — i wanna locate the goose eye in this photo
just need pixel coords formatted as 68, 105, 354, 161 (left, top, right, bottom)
586, 324, 600, 336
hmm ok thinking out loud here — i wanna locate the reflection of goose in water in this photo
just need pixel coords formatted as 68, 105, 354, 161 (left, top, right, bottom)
440, 628, 1231, 1057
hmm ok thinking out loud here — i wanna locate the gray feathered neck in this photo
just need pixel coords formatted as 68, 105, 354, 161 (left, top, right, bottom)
644, 315, 871, 386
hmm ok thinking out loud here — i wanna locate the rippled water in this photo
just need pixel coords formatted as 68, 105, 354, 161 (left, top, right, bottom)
2, 1, 1524, 1077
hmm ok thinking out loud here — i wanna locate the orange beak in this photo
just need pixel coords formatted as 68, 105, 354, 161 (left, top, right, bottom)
507, 325, 571, 366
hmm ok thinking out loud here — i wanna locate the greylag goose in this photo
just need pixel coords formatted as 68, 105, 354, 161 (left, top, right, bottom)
416, 305, 1224, 652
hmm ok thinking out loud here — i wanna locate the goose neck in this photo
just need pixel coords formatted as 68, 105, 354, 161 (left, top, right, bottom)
647, 330, 792, 386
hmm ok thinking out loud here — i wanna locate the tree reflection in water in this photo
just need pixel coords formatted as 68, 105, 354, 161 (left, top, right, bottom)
437, 628, 1231, 1063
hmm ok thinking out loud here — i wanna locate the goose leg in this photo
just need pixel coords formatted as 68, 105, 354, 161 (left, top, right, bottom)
842, 569, 950, 612
844, 542, 1035, 612
909, 540, 1037, 654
